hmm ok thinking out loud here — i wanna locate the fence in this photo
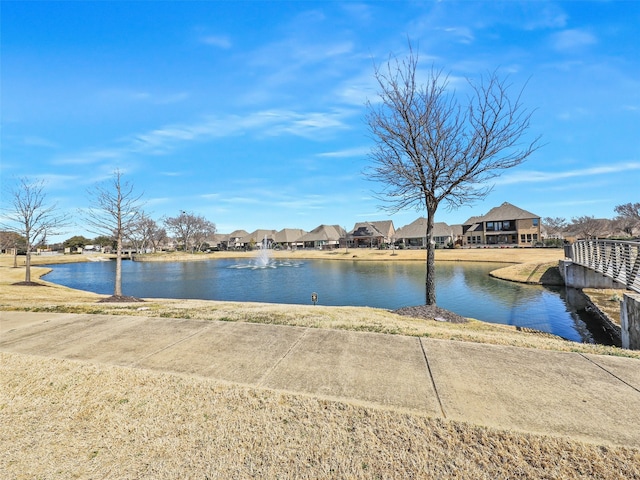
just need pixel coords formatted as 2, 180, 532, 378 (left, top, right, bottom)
566, 239, 640, 293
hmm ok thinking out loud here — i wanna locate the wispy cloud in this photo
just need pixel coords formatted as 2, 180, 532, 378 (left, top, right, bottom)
159, 171, 186, 177
522, 4, 568, 30
21, 135, 59, 149
53, 149, 124, 166
200, 193, 220, 200
200, 35, 232, 49
52, 109, 354, 166
495, 162, 640, 186
317, 147, 370, 158
535, 198, 611, 209
442, 26, 475, 44
99, 89, 189, 105
339, 2, 373, 23
551, 29, 597, 52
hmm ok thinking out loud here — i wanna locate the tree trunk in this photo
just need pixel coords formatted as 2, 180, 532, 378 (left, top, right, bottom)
25, 250, 31, 283
425, 207, 436, 305
114, 229, 123, 297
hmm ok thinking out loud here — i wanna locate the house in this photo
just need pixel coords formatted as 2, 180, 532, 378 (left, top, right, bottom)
298, 225, 345, 250
462, 202, 541, 246
239, 229, 277, 249
347, 221, 395, 248
394, 218, 463, 248
274, 228, 306, 250
206, 233, 228, 251
221, 230, 249, 250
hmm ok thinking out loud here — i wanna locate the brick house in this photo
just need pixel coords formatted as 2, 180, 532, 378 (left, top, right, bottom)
462, 202, 541, 247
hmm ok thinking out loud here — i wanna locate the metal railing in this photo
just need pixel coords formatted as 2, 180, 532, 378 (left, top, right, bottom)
566, 239, 640, 293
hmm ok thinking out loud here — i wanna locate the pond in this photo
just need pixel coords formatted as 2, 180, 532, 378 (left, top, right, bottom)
43, 258, 609, 344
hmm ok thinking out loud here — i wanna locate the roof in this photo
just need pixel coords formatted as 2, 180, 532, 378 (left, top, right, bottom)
227, 229, 249, 239
298, 225, 345, 242
463, 202, 539, 225
465, 223, 484, 233
207, 233, 227, 243
240, 229, 277, 244
274, 228, 306, 243
349, 220, 395, 238
395, 218, 462, 238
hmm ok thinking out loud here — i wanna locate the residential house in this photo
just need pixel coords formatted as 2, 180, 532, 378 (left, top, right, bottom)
298, 225, 345, 249
462, 202, 541, 246
274, 228, 306, 250
206, 233, 228, 251
394, 218, 463, 248
240, 229, 277, 249
347, 221, 395, 248
221, 230, 249, 250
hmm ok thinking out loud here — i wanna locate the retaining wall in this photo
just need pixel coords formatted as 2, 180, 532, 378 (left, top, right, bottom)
622, 293, 640, 350
559, 260, 627, 290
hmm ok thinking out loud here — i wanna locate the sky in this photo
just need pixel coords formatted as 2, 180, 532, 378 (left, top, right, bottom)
2, 0, 639, 241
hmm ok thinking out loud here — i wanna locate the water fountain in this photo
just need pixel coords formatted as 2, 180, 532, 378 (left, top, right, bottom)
227, 235, 303, 270
254, 235, 274, 268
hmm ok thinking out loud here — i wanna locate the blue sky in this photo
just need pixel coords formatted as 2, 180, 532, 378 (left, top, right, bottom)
2, 1, 639, 240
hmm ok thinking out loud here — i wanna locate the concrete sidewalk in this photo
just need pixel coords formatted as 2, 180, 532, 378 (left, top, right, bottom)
2, 311, 640, 447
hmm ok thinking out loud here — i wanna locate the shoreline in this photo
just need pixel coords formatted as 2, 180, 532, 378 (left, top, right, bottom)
27, 246, 565, 265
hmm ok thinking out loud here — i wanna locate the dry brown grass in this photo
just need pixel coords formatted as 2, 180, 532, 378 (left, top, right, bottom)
3, 351, 638, 479
489, 261, 564, 285
583, 288, 624, 325
131, 246, 565, 264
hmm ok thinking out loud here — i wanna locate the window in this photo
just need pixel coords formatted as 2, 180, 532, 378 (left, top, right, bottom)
487, 222, 494, 231
520, 234, 526, 243
532, 218, 539, 226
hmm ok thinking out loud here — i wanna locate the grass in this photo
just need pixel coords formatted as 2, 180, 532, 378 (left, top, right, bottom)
3, 250, 640, 477
3, 351, 639, 479
583, 288, 625, 325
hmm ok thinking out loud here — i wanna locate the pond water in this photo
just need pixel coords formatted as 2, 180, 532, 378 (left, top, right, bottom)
43, 258, 608, 344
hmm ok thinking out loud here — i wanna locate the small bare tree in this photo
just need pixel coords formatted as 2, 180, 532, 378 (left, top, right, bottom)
0, 231, 25, 267
570, 216, 610, 239
164, 211, 215, 253
614, 202, 640, 236
543, 217, 568, 238
83, 170, 143, 298
1, 178, 69, 283
366, 45, 540, 305
193, 219, 217, 252
127, 213, 166, 253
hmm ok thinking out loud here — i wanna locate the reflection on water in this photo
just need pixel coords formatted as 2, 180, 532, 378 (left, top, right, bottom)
44, 259, 606, 343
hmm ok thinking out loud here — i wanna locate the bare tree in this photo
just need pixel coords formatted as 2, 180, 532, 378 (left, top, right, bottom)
193, 219, 217, 252
366, 45, 540, 305
614, 202, 640, 236
543, 217, 568, 238
147, 222, 168, 253
125, 215, 149, 254
164, 211, 215, 253
1, 178, 69, 283
570, 215, 610, 239
0, 231, 25, 267
83, 170, 144, 298
126, 213, 168, 253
